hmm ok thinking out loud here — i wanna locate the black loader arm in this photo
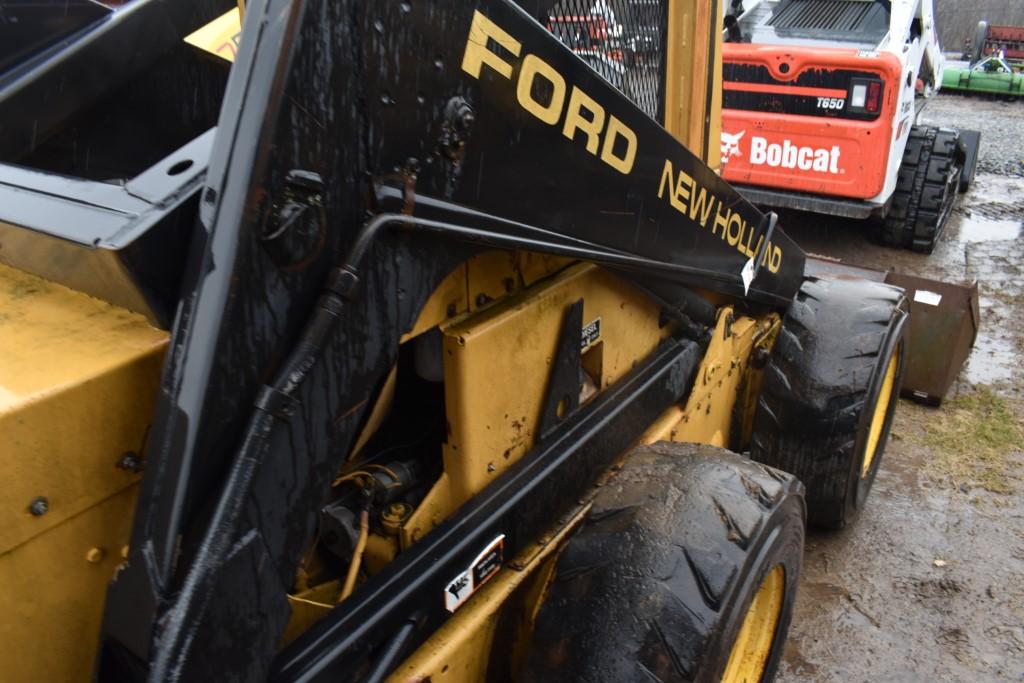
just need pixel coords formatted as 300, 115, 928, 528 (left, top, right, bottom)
98, 1, 806, 681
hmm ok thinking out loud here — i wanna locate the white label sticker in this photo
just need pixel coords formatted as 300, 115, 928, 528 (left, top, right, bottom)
741, 258, 755, 295
581, 318, 602, 349
914, 289, 942, 306
444, 534, 505, 612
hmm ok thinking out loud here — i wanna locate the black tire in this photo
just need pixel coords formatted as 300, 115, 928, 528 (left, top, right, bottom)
750, 277, 908, 530
957, 129, 981, 193
971, 21, 989, 65
880, 126, 961, 254
526, 443, 805, 683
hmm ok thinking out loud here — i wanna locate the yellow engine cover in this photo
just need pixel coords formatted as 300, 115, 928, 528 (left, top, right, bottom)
0, 264, 167, 682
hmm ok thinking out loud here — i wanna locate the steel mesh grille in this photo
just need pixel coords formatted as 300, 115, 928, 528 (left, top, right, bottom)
545, 1, 667, 121
769, 0, 873, 32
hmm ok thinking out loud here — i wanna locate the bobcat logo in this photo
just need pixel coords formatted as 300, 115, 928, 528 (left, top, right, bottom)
720, 130, 746, 165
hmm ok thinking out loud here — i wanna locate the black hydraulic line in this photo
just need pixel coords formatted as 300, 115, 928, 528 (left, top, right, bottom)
360, 620, 417, 683
274, 204, 774, 427
379, 186, 635, 255
752, 210, 778, 280
615, 272, 717, 328
334, 212, 784, 308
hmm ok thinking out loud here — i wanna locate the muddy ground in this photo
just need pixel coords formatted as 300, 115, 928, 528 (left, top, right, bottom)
773, 95, 1024, 682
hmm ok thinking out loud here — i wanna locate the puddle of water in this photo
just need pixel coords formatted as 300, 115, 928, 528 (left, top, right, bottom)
956, 215, 1023, 244
963, 174, 1024, 205
964, 331, 1017, 384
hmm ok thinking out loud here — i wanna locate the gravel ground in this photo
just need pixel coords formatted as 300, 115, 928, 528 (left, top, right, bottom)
921, 96, 1024, 177
771, 92, 1024, 682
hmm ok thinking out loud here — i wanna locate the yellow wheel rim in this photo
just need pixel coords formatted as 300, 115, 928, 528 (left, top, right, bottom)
722, 565, 785, 683
862, 347, 899, 478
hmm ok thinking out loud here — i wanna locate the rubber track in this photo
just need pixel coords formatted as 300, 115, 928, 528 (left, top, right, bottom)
881, 125, 960, 253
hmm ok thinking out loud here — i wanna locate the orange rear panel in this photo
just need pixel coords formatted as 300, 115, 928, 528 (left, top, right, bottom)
720, 45, 903, 200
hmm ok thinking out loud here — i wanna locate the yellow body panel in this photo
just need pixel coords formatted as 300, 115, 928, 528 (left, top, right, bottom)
0, 487, 140, 683
390, 263, 676, 679
664, 0, 724, 169
640, 307, 779, 447
403, 263, 668, 545
395, 276, 778, 681
0, 264, 167, 680
673, 309, 779, 446
0, 264, 167, 552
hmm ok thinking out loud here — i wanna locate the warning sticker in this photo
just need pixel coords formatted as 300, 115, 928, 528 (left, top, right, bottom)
913, 290, 943, 306
444, 534, 506, 612
581, 318, 602, 349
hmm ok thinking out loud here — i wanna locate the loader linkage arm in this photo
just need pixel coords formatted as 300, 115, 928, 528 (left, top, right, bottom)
96, 1, 806, 681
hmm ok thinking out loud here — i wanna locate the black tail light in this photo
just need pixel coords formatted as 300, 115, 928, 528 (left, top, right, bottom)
848, 77, 885, 116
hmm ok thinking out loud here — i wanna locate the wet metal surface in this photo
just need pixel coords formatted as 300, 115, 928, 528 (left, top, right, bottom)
772, 161, 1024, 681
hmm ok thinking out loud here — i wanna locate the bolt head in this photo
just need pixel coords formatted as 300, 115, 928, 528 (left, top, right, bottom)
28, 497, 48, 516
117, 452, 142, 473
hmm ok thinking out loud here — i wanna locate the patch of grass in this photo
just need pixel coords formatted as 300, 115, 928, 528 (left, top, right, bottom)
922, 387, 1024, 494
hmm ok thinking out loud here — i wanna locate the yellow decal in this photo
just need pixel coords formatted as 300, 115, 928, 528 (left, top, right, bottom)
184, 7, 242, 63
461, 10, 637, 175
462, 11, 522, 79
600, 115, 637, 174
464, 10, 787, 273
517, 54, 565, 124
561, 87, 605, 154
658, 159, 782, 273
